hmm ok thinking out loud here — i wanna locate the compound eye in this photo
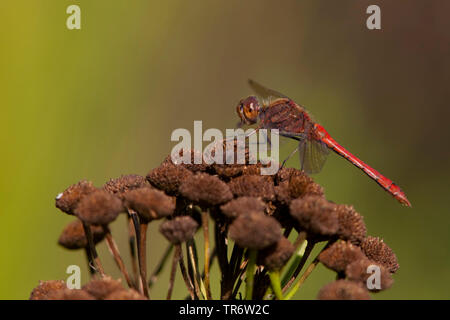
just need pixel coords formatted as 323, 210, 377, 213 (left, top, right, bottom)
244, 102, 258, 121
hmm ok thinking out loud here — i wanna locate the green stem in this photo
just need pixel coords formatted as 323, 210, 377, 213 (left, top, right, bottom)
284, 259, 319, 300
245, 250, 257, 300
269, 271, 283, 300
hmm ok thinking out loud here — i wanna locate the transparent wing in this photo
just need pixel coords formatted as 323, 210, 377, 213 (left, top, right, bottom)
298, 139, 330, 174
248, 79, 288, 108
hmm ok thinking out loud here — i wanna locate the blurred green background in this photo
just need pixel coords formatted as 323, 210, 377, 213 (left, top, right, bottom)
1, 0, 449, 300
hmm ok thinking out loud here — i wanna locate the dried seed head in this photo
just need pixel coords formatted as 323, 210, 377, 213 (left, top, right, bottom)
159, 216, 199, 244
220, 197, 266, 219
124, 187, 175, 222
228, 211, 282, 250
213, 164, 248, 179
360, 236, 399, 273
75, 189, 123, 225
103, 174, 148, 200
228, 175, 275, 201
303, 182, 325, 197
46, 289, 95, 300
317, 280, 370, 300
274, 167, 300, 183
336, 204, 367, 245
287, 173, 316, 198
29, 280, 67, 300
274, 181, 291, 205
257, 237, 295, 271
82, 277, 124, 300
209, 138, 255, 167
147, 162, 193, 196
55, 180, 97, 215
166, 149, 210, 173
345, 258, 393, 291
179, 172, 233, 206
105, 289, 147, 300
319, 241, 366, 273
58, 220, 106, 249
290, 195, 339, 237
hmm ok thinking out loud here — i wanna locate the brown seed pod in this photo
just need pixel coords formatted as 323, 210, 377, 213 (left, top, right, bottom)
147, 162, 194, 196
29, 280, 67, 300
220, 196, 266, 219
318, 241, 366, 273
228, 211, 282, 250
46, 289, 95, 300
159, 216, 199, 244
103, 174, 148, 200
179, 172, 233, 206
58, 220, 106, 249
55, 180, 97, 215
75, 189, 123, 225
317, 280, 370, 300
336, 204, 367, 245
360, 236, 399, 273
82, 277, 124, 300
124, 187, 175, 222
228, 175, 275, 201
289, 195, 339, 237
345, 258, 393, 291
257, 237, 295, 271
105, 289, 147, 300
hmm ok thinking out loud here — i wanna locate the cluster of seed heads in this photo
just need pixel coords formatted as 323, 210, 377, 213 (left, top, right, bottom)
31, 148, 399, 300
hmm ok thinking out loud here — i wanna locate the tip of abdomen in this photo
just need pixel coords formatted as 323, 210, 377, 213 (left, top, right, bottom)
395, 191, 411, 207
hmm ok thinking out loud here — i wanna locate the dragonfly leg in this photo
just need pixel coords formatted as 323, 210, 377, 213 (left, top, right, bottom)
281, 146, 299, 169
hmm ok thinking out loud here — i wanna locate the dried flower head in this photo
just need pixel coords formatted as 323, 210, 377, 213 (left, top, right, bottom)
147, 162, 193, 196
159, 216, 199, 244
287, 173, 317, 198
228, 175, 275, 201
58, 220, 106, 249
228, 211, 282, 250
289, 195, 339, 237
105, 289, 147, 300
103, 174, 148, 200
220, 196, 266, 219
166, 149, 210, 173
29, 280, 67, 300
345, 258, 393, 291
55, 180, 97, 215
124, 187, 175, 222
257, 236, 295, 271
274, 181, 292, 205
213, 164, 250, 179
75, 189, 123, 225
82, 277, 124, 300
336, 204, 367, 245
46, 289, 95, 300
179, 172, 233, 206
274, 167, 300, 183
317, 280, 370, 300
319, 241, 366, 273
360, 236, 399, 273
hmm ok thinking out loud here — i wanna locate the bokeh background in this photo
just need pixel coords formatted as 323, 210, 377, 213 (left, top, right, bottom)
1, 0, 449, 300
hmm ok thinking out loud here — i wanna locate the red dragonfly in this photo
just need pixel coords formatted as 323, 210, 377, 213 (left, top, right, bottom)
236, 80, 411, 207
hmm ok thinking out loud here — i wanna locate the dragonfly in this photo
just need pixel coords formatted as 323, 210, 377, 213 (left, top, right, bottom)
236, 79, 411, 207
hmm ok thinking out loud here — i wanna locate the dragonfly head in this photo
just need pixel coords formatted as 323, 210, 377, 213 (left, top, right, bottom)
236, 96, 260, 125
